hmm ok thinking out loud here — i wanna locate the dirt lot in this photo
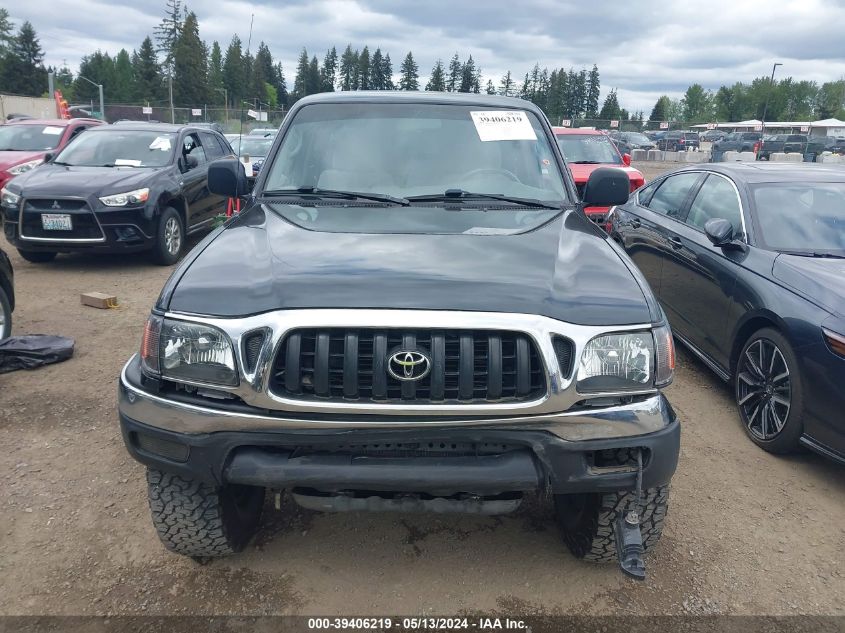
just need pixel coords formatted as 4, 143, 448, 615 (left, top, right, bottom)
0, 161, 843, 617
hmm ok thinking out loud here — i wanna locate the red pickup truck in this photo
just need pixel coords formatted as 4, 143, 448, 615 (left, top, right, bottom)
553, 127, 645, 230
0, 118, 103, 190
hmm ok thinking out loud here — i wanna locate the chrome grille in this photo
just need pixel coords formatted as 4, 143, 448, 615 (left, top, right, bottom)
270, 328, 550, 404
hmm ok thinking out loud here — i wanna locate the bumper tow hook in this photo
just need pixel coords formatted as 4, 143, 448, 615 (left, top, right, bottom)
615, 448, 646, 580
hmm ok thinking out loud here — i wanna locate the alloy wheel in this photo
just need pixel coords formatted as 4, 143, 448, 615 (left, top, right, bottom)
164, 217, 182, 255
736, 339, 791, 440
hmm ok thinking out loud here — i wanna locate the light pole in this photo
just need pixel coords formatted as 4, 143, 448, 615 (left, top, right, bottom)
760, 62, 782, 134
214, 87, 228, 123
77, 75, 104, 121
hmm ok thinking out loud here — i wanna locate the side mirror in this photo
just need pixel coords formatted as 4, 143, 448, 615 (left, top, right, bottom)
704, 218, 744, 250
622, 153, 632, 166
581, 167, 630, 206
208, 157, 248, 197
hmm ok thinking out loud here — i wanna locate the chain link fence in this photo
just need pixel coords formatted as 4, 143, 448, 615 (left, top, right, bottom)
98, 104, 287, 133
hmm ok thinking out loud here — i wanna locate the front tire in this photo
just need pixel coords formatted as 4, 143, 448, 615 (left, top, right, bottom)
555, 486, 669, 562
146, 469, 264, 558
17, 249, 57, 264
735, 328, 804, 453
0, 285, 11, 339
151, 207, 184, 266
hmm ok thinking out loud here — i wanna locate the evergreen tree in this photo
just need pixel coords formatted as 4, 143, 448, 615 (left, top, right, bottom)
381, 53, 394, 90
113, 49, 133, 102
564, 69, 578, 117
153, 0, 183, 77
321, 46, 337, 91
292, 48, 310, 98
585, 64, 600, 118
1, 21, 47, 96
370, 48, 386, 89
54, 65, 75, 101
357, 46, 370, 90
498, 71, 514, 97
398, 52, 419, 91
339, 44, 357, 91
535, 67, 550, 108
545, 70, 562, 120
573, 69, 587, 117
222, 35, 246, 107
446, 53, 461, 92
485, 79, 496, 95
0, 8, 13, 56
426, 59, 445, 91
273, 62, 288, 107
74, 51, 115, 102
681, 83, 712, 122
308, 55, 321, 94
208, 41, 224, 103
649, 95, 671, 122
172, 11, 207, 106
598, 89, 621, 120
132, 36, 163, 102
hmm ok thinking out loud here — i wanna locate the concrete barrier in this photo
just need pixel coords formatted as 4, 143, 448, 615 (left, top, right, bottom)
723, 151, 756, 162
820, 154, 843, 164
631, 149, 648, 161
662, 151, 679, 162
771, 152, 803, 163
679, 151, 711, 163
647, 150, 664, 161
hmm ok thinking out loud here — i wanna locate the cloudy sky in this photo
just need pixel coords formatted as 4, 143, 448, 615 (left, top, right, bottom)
7, 0, 845, 111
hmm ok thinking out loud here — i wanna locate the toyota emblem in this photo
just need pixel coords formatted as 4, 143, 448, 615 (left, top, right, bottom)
387, 349, 431, 382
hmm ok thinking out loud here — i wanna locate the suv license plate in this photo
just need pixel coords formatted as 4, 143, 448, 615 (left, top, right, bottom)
41, 214, 73, 231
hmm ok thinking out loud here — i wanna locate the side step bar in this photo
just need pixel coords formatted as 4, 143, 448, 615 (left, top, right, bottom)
224, 448, 542, 496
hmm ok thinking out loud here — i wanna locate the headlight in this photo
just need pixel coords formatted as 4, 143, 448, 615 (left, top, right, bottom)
99, 187, 150, 207
0, 187, 20, 207
7, 158, 43, 176
577, 331, 653, 392
140, 314, 238, 386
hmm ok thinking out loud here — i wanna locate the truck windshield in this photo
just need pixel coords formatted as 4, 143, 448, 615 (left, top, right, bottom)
0, 124, 65, 151
555, 134, 622, 165
261, 103, 568, 203
52, 131, 176, 167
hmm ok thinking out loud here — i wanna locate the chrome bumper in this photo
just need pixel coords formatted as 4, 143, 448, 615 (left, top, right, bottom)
119, 359, 676, 442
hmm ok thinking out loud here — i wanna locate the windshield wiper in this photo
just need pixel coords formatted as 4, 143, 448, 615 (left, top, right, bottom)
568, 160, 606, 164
262, 186, 410, 206
407, 190, 561, 210
779, 250, 845, 259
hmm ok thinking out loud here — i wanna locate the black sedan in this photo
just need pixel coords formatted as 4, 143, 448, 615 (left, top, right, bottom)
0, 245, 13, 339
608, 163, 845, 463
0, 123, 233, 265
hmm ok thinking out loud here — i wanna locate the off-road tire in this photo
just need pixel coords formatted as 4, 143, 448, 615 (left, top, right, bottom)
17, 249, 57, 263
146, 469, 264, 558
554, 485, 669, 562
150, 207, 184, 266
0, 285, 11, 339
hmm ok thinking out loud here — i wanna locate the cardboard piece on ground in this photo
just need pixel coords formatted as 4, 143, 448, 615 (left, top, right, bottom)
81, 292, 118, 309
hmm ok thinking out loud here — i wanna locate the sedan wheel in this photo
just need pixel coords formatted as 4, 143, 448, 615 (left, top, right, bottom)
735, 328, 804, 453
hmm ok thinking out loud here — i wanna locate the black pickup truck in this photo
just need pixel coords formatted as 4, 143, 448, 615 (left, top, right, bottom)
711, 131, 762, 160
757, 134, 809, 160
1, 123, 233, 265
118, 92, 680, 579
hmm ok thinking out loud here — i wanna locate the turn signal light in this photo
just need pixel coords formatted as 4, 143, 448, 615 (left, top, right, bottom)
823, 329, 845, 358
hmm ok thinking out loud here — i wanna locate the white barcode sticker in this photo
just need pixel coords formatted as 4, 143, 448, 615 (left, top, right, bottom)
470, 111, 537, 142
42, 126, 63, 135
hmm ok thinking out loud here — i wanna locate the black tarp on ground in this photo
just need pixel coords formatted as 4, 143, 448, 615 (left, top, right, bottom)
0, 335, 74, 373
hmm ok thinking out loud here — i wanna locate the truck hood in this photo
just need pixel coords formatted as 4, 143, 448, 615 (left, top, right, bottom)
0, 150, 46, 170
10, 164, 162, 196
772, 254, 845, 317
567, 163, 643, 184
163, 204, 657, 326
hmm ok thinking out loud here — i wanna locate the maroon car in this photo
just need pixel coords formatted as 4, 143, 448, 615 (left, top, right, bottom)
0, 118, 103, 190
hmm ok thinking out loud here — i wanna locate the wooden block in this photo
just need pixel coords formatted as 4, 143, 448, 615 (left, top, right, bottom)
81, 292, 118, 309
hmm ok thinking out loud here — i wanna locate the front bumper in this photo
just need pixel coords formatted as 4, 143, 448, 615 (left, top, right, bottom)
119, 361, 680, 495
3, 202, 157, 253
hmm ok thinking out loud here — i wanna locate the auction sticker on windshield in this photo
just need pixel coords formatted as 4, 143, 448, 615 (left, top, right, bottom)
470, 111, 537, 142
42, 126, 63, 135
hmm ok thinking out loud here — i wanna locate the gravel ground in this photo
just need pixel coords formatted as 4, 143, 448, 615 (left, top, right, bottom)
0, 161, 843, 616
